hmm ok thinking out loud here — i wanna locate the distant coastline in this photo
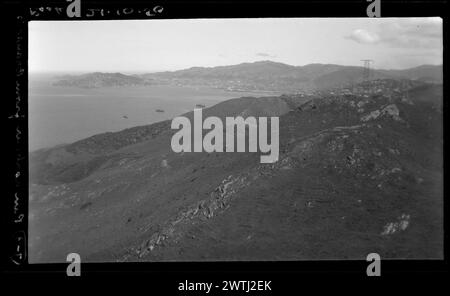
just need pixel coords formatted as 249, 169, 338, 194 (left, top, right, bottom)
28, 81, 276, 152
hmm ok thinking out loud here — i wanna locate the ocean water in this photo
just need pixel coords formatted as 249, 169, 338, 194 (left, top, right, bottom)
28, 80, 274, 151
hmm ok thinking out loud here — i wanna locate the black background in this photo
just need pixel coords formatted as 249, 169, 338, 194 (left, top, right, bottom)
1, 0, 448, 291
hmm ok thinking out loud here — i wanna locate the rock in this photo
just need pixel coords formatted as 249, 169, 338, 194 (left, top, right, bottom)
161, 159, 169, 168
361, 110, 381, 122
361, 104, 402, 122
346, 155, 356, 165
381, 214, 410, 235
357, 100, 367, 108
381, 104, 401, 121
416, 177, 424, 184
388, 148, 400, 155
391, 167, 402, 173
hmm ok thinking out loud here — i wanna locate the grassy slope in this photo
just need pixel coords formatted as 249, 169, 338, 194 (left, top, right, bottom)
28, 83, 443, 262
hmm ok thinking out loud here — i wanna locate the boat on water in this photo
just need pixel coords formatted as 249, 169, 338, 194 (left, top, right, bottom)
155, 109, 165, 113
195, 104, 206, 108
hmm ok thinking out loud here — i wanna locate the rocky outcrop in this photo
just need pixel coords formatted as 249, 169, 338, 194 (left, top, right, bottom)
381, 214, 410, 235
361, 104, 402, 122
133, 174, 252, 258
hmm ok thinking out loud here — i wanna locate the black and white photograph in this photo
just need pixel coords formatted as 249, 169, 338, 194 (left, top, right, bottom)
26, 17, 443, 264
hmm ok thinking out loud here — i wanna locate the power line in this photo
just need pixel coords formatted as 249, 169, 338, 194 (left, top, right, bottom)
361, 59, 373, 81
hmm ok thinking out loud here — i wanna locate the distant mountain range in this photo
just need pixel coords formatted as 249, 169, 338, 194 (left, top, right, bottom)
52, 61, 443, 92
141, 61, 442, 91
53, 72, 150, 88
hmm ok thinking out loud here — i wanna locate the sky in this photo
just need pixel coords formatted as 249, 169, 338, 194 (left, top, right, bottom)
29, 18, 443, 73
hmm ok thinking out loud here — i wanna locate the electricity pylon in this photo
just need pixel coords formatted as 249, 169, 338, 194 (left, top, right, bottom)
361, 59, 373, 81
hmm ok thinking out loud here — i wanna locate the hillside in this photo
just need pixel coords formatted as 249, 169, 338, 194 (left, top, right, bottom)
141, 61, 443, 92
29, 79, 443, 262
53, 72, 150, 88
378, 65, 444, 83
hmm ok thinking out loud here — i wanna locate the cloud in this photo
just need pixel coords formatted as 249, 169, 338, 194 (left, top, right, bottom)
377, 18, 442, 49
346, 18, 442, 49
256, 52, 277, 58
346, 29, 380, 44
